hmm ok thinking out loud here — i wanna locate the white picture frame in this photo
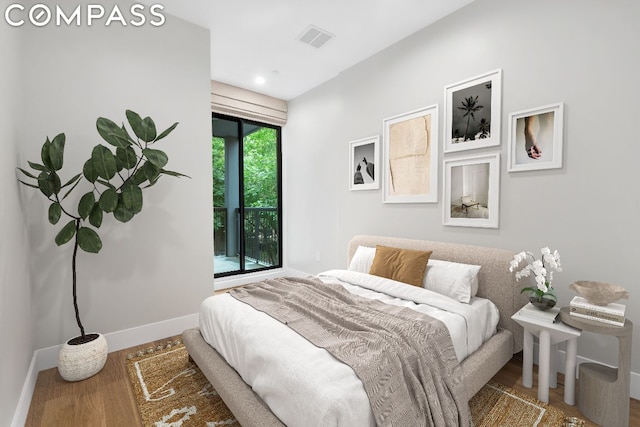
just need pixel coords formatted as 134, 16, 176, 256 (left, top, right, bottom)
444, 69, 502, 153
349, 135, 379, 191
443, 152, 500, 228
382, 104, 439, 203
507, 102, 564, 172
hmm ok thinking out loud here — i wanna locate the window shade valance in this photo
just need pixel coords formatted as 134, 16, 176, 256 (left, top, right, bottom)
211, 81, 287, 126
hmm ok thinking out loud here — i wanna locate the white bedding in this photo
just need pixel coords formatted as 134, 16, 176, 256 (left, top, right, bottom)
200, 270, 499, 427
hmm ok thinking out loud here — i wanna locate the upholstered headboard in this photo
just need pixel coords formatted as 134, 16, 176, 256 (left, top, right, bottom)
348, 235, 527, 353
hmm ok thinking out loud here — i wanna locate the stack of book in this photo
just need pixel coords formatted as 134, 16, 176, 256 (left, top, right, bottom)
518, 302, 561, 323
569, 296, 626, 326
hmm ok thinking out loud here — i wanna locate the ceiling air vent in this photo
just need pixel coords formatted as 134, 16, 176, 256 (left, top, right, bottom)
297, 25, 334, 48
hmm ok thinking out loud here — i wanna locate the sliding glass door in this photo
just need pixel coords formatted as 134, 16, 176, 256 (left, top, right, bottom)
212, 114, 282, 277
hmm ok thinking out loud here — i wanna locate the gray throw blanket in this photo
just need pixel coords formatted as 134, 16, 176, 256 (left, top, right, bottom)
230, 276, 470, 427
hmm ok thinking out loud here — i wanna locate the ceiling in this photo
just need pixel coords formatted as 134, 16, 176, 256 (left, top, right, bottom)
155, 0, 475, 101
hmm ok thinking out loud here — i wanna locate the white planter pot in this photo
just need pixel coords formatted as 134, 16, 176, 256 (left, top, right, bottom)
58, 333, 108, 382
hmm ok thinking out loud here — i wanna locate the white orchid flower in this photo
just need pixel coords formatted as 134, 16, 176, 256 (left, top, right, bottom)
510, 246, 562, 291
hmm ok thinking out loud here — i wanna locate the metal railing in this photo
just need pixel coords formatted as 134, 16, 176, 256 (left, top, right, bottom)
213, 206, 279, 267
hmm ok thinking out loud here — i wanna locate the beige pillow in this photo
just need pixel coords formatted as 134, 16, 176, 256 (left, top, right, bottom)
369, 245, 432, 287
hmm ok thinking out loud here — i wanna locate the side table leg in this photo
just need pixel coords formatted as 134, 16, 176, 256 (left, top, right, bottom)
564, 337, 577, 405
538, 330, 551, 403
550, 343, 558, 388
523, 328, 533, 388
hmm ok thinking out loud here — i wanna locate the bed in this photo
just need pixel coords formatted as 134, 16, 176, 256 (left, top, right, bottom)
183, 235, 528, 426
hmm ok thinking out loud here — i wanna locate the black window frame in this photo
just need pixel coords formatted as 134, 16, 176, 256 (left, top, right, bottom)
212, 112, 283, 278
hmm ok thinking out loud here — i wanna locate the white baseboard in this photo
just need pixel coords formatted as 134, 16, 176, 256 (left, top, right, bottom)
11, 312, 198, 427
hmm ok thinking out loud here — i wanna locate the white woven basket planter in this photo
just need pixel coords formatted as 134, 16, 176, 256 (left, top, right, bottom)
58, 333, 108, 382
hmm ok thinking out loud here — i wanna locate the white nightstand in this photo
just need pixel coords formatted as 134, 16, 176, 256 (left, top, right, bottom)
512, 308, 581, 404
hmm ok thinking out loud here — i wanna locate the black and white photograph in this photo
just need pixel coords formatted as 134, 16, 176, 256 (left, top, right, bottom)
444, 69, 502, 153
508, 102, 564, 172
349, 135, 379, 191
443, 153, 500, 228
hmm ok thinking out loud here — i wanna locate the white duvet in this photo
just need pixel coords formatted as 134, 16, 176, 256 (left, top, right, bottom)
199, 270, 499, 427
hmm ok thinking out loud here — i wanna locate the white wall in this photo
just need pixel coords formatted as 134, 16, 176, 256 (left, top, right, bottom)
0, 0, 34, 423
285, 0, 640, 378
16, 0, 212, 350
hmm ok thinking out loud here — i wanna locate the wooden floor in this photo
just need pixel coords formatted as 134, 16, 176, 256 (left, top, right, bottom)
26, 337, 640, 426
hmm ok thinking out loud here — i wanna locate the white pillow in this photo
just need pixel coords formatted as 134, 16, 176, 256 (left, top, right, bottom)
348, 246, 376, 273
422, 259, 480, 304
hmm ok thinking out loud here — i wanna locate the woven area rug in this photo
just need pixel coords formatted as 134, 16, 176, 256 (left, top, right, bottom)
126, 341, 583, 427
126, 340, 239, 426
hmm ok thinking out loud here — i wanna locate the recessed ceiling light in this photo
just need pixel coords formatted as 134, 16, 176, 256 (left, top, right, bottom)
255, 76, 266, 85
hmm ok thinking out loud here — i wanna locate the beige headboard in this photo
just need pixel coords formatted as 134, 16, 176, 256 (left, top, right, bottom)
348, 235, 528, 353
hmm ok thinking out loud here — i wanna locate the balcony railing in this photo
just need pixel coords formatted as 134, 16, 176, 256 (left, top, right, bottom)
213, 206, 279, 267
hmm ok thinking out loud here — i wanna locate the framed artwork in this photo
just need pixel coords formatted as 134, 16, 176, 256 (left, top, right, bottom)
443, 152, 500, 228
444, 69, 502, 153
507, 102, 564, 172
383, 104, 439, 203
349, 135, 379, 191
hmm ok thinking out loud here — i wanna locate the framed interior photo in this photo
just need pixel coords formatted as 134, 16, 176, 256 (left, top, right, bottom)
443, 152, 500, 228
383, 104, 439, 203
507, 102, 564, 172
444, 69, 502, 153
349, 135, 379, 191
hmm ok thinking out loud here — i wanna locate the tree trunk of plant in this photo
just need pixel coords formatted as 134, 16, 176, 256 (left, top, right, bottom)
72, 219, 86, 340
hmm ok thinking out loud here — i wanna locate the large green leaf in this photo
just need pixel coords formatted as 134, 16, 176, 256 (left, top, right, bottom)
37, 172, 53, 197
55, 220, 77, 246
62, 176, 82, 200
83, 159, 98, 183
114, 194, 134, 223
41, 137, 53, 171
77, 227, 102, 253
91, 145, 117, 180
161, 169, 191, 178
139, 117, 157, 142
89, 203, 103, 228
121, 182, 143, 214
17, 167, 38, 179
116, 146, 138, 169
27, 161, 46, 172
126, 110, 156, 142
49, 133, 65, 171
96, 179, 115, 189
96, 117, 130, 148
154, 122, 178, 142
125, 110, 142, 128
130, 168, 147, 186
142, 148, 168, 169
126, 110, 157, 142
99, 188, 118, 213
48, 202, 62, 225
61, 173, 82, 189
143, 161, 160, 182
78, 192, 95, 219
37, 171, 61, 197
17, 179, 39, 189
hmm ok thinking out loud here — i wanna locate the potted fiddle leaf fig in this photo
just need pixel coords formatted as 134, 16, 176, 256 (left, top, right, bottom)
17, 110, 188, 381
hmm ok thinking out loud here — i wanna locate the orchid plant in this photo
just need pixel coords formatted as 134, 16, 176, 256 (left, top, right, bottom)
509, 247, 562, 300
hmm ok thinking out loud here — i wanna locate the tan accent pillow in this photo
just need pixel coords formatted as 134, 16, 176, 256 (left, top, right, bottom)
368, 245, 432, 287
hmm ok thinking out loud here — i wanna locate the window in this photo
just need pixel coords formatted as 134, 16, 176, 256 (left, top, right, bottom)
212, 113, 282, 277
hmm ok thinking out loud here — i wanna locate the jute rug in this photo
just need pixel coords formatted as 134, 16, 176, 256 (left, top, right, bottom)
126, 341, 584, 427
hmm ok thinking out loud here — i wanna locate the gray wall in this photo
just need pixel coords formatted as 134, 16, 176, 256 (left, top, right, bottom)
285, 0, 640, 376
15, 0, 213, 350
0, 0, 33, 422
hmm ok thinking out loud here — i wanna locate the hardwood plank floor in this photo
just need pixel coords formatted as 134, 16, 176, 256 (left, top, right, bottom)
26, 338, 640, 426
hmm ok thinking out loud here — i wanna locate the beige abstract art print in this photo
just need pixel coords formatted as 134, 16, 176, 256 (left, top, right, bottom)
383, 104, 438, 203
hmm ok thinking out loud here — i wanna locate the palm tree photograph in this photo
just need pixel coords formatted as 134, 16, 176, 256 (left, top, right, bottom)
451, 81, 492, 143
445, 69, 502, 154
